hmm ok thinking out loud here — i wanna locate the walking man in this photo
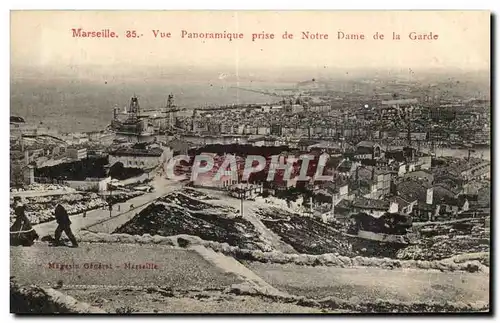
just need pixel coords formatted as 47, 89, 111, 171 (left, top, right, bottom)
54, 204, 78, 247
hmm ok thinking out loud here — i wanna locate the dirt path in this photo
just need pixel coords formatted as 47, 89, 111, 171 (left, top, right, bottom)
10, 242, 242, 289
243, 207, 297, 253
191, 245, 287, 297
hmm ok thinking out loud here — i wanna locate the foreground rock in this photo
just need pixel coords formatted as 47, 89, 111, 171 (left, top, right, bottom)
10, 278, 105, 314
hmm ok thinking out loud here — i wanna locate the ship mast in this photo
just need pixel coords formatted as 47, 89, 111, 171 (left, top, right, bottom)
166, 94, 175, 128
128, 95, 140, 123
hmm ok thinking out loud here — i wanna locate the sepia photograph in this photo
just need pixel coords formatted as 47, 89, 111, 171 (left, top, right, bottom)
9, 10, 491, 314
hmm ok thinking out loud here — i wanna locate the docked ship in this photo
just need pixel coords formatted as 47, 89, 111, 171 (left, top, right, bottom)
109, 94, 183, 142
110, 96, 155, 143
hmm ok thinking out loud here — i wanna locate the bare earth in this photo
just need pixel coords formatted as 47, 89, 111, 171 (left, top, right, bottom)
243, 261, 489, 304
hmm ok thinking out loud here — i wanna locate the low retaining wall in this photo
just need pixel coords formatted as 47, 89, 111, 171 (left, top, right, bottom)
78, 230, 489, 273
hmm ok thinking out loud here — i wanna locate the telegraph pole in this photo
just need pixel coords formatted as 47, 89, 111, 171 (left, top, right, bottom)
240, 192, 244, 217
237, 184, 256, 218
107, 183, 113, 217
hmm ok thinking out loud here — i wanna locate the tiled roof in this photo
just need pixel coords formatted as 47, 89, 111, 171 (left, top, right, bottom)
352, 197, 389, 210
110, 147, 163, 157
434, 183, 461, 195
396, 180, 428, 203
356, 141, 378, 148
433, 185, 458, 204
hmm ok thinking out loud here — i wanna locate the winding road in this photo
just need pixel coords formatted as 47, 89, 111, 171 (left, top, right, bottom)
32, 177, 183, 238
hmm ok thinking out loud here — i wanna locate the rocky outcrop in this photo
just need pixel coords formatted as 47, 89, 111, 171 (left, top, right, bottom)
10, 279, 106, 314
111, 192, 267, 251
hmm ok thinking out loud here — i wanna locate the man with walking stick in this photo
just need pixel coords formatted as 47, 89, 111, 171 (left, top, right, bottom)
53, 204, 78, 247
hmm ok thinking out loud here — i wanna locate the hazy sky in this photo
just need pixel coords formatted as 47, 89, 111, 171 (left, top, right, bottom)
11, 11, 490, 72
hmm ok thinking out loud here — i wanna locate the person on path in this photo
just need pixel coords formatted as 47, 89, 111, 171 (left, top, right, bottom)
54, 204, 78, 247
10, 197, 38, 246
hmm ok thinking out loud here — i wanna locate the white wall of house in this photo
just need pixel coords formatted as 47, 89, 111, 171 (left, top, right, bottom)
362, 209, 386, 217
98, 177, 112, 192
339, 185, 349, 198
257, 127, 270, 135
65, 180, 99, 191
426, 187, 434, 205
462, 200, 469, 212
388, 202, 399, 213
109, 154, 160, 169
398, 164, 407, 176
418, 156, 432, 170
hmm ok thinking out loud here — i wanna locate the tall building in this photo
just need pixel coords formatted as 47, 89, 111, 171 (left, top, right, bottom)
270, 123, 283, 136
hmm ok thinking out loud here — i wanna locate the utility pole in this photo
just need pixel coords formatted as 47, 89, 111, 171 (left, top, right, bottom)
238, 184, 255, 218
407, 121, 412, 147
331, 193, 336, 220
240, 192, 244, 217
467, 149, 475, 163
107, 183, 113, 217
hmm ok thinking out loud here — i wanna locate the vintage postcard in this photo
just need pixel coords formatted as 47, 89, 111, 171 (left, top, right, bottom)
10, 10, 490, 314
